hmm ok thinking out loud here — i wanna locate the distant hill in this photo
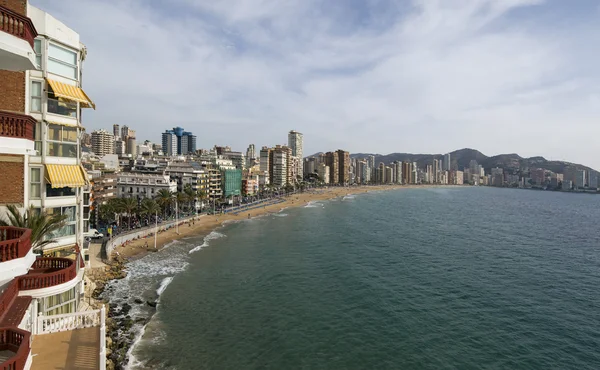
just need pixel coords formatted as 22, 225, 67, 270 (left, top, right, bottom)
339, 148, 594, 174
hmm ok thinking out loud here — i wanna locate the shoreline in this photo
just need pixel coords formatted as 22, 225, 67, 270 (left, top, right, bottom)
111, 184, 419, 261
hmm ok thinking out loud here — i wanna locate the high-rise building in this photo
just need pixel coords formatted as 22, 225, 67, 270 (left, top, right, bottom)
270, 145, 289, 187
402, 161, 412, 184
317, 163, 330, 184
91, 129, 114, 156
162, 127, 196, 155
337, 150, 350, 185
575, 170, 586, 189
378, 162, 386, 184
121, 125, 135, 141
443, 153, 451, 171
113, 124, 120, 137
325, 152, 339, 184
288, 130, 303, 179
127, 137, 137, 156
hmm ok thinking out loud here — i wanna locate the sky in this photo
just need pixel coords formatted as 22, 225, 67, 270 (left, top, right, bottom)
32, 0, 600, 169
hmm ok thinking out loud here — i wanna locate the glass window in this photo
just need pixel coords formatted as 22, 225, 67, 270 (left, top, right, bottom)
46, 124, 79, 158
30, 168, 41, 199
34, 39, 42, 69
48, 43, 77, 79
47, 89, 77, 118
46, 206, 77, 238
46, 184, 76, 197
33, 122, 42, 153
31, 81, 42, 113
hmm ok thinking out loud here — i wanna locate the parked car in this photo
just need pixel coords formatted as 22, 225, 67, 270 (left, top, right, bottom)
84, 228, 104, 241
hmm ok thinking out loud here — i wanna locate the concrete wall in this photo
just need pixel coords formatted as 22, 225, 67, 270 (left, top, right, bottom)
105, 215, 196, 259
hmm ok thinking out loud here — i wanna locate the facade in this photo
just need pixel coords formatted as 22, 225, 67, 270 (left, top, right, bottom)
208, 168, 223, 200
317, 163, 330, 184
443, 153, 451, 171
117, 173, 177, 199
337, 150, 350, 185
26, 5, 96, 253
222, 169, 242, 197
162, 127, 196, 155
91, 129, 114, 157
165, 162, 208, 195
113, 124, 119, 137
288, 130, 303, 178
270, 146, 288, 188
0, 3, 104, 368
325, 152, 339, 184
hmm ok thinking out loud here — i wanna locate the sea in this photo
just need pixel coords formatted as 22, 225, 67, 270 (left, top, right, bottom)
103, 187, 600, 369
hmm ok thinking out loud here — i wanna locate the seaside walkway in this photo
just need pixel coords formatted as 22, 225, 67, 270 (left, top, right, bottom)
31, 327, 100, 369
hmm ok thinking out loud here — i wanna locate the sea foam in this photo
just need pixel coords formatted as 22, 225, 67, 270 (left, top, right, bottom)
189, 231, 226, 254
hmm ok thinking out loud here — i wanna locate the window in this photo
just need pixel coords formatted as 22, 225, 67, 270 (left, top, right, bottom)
46, 206, 76, 238
31, 81, 42, 113
48, 43, 77, 79
34, 39, 42, 69
30, 168, 41, 199
46, 184, 76, 197
47, 124, 78, 158
33, 122, 42, 153
47, 88, 77, 118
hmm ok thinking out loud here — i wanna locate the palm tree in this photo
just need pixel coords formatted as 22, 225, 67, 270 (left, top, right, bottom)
183, 184, 195, 212
175, 192, 188, 215
196, 190, 207, 212
0, 205, 67, 253
120, 197, 138, 229
155, 189, 173, 218
139, 199, 160, 225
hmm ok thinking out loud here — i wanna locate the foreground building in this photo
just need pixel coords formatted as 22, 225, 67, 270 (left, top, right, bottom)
0, 2, 105, 369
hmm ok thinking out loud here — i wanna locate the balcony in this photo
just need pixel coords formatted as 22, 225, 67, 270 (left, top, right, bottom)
0, 110, 35, 148
0, 327, 30, 370
17, 257, 78, 291
0, 5, 38, 71
0, 227, 32, 262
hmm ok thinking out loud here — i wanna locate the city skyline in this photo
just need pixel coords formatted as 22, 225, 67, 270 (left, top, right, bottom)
30, 0, 600, 171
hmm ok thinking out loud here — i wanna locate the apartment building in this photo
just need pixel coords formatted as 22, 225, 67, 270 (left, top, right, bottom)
24, 5, 95, 255
165, 162, 209, 195
0, 3, 103, 368
117, 173, 177, 200
91, 129, 114, 156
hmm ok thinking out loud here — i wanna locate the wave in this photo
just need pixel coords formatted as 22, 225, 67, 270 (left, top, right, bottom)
304, 201, 321, 208
273, 213, 288, 217
189, 231, 226, 254
156, 276, 173, 297
343, 194, 356, 200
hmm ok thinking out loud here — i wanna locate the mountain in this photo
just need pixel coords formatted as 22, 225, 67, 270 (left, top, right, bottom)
343, 148, 595, 174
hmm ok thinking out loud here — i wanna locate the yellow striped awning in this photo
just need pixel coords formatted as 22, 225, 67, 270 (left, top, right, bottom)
45, 164, 87, 188
46, 78, 96, 109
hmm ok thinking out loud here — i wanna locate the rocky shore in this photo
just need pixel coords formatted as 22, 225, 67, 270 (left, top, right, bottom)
89, 254, 146, 370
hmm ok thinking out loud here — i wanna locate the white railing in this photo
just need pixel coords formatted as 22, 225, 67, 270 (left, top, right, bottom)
37, 306, 106, 369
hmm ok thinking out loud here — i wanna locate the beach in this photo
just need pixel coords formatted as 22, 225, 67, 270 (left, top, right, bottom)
111, 185, 408, 261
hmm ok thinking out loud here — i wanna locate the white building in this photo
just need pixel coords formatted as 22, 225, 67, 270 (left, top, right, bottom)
288, 130, 303, 178
25, 5, 95, 256
91, 129, 114, 156
117, 173, 177, 199
271, 149, 288, 187
0, 3, 104, 368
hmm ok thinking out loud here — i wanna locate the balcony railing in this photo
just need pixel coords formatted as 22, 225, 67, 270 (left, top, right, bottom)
0, 227, 32, 262
17, 257, 78, 291
0, 5, 38, 48
0, 327, 30, 370
0, 281, 18, 323
0, 111, 35, 141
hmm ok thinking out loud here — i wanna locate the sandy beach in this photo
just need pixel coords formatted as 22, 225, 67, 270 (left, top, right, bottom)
111, 185, 413, 260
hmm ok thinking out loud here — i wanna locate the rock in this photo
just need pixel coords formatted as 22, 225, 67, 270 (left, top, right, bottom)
146, 300, 157, 308
134, 298, 143, 304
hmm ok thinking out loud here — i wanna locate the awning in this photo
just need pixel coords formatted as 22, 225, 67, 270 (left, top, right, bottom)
46, 78, 96, 109
45, 164, 87, 188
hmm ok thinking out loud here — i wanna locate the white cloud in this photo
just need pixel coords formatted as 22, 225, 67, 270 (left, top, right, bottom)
31, 0, 600, 169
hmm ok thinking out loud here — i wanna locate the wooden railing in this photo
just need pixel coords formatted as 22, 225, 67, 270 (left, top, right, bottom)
0, 281, 18, 323
17, 257, 77, 290
0, 327, 30, 370
0, 227, 32, 262
0, 111, 36, 141
0, 5, 37, 48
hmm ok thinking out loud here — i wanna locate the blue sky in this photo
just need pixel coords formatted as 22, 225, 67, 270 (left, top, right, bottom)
32, 0, 600, 169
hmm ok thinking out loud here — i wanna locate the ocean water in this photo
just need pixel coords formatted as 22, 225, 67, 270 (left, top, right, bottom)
107, 187, 600, 369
